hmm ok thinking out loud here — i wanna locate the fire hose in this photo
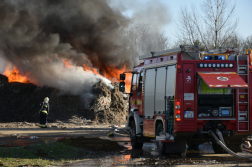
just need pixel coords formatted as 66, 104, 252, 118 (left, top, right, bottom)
216, 129, 225, 145
209, 130, 252, 161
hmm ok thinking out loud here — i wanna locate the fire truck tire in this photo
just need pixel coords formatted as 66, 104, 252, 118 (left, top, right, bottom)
156, 123, 165, 155
130, 121, 143, 149
212, 142, 242, 153
212, 142, 226, 154
165, 140, 187, 154
187, 142, 199, 150
226, 143, 243, 153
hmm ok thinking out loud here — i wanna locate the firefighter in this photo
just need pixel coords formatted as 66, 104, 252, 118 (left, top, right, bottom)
39, 97, 49, 128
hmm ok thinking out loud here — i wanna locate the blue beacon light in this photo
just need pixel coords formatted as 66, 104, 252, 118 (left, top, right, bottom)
204, 56, 210, 60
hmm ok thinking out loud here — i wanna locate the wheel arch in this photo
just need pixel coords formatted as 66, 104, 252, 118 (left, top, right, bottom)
128, 108, 143, 135
129, 115, 134, 125
155, 116, 165, 137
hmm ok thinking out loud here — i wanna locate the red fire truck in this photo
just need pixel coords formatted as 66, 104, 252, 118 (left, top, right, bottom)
119, 45, 252, 155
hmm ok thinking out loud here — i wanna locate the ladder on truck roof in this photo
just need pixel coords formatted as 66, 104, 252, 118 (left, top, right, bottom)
139, 48, 180, 60
204, 47, 239, 54
139, 45, 200, 60
138, 46, 237, 60
237, 54, 250, 132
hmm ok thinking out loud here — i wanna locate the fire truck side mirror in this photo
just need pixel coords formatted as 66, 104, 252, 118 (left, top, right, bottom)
119, 82, 125, 92
120, 74, 126, 80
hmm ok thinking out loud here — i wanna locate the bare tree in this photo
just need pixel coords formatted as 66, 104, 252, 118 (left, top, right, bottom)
123, 24, 169, 66
176, 0, 238, 50
240, 35, 252, 53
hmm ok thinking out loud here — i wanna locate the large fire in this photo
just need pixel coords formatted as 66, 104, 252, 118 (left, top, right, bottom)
124, 73, 132, 93
3, 67, 33, 83
82, 64, 100, 75
103, 65, 131, 93
3, 60, 132, 92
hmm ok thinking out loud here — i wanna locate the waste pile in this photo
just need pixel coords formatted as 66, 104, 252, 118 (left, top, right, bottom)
91, 81, 128, 124
0, 74, 128, 124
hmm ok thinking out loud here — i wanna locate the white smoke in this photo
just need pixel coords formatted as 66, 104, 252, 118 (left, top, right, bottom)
24, 59, 113, 95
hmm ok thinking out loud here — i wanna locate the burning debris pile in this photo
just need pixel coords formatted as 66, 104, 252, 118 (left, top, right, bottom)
0, 74, 128, 124
91, 81, 128, 124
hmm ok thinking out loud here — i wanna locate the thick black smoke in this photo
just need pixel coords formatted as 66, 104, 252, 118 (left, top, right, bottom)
0, 0, 131, 94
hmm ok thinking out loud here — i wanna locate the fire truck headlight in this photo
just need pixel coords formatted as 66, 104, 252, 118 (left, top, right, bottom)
221, 64, 224, 67
212, 64, 216, 67
217, 64, 220, 68
229, 64, 233, 68
208, 64, 211, 67
225, 64, 228, 68
199, 63, 203, 67
204, 64, 207, 68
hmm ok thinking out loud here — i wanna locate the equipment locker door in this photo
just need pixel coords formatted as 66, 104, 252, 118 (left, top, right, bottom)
183, 64, 195, 120
143, 68, 156, 137
155, 67, 166, 113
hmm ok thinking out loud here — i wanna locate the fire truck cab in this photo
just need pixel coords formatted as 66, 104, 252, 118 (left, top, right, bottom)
119, 45, 252, 155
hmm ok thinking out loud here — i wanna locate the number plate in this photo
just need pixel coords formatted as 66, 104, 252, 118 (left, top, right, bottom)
184, 111, 194, 118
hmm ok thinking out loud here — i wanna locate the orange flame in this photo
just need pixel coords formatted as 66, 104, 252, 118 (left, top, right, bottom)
103, 65, 126, 82
3, 67, 32, 83
124, 73, 132, 93
82, 64, 100, 75
62, 59, 131, 91
3, 59, 132, 92
103, 65, 131, 93
63, 60, 71, 69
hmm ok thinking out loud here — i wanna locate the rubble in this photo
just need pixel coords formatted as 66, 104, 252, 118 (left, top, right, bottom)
90, 81, 128, 124
0, 74, 128, 125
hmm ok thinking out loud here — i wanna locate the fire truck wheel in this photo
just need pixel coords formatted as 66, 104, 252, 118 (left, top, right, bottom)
212, 142, 226, 154
226, 143, 243, 153
156, 123, 165, 155
130, 121, 143, 149
187, 142, 199, 150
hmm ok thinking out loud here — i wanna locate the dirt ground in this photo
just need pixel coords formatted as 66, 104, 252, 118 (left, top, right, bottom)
57, 136, 123, 152
1, 123, 252, 166
0, 122, 119, 137
0, 121, 128, 149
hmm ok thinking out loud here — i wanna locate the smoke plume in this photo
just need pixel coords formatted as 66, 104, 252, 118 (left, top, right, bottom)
109, 0, 171, 28
0, 0, 131, 94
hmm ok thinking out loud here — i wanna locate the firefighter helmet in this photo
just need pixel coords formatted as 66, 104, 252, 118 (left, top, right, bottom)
44, 97, 49, 103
